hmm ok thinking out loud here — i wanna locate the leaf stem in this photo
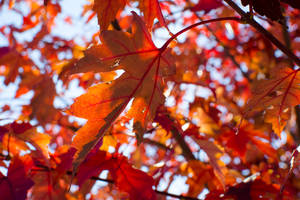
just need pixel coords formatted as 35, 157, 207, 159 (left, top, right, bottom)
160, 17, 241, 51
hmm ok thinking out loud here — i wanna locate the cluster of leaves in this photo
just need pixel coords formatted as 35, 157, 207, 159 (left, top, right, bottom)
0, 0, 300, 199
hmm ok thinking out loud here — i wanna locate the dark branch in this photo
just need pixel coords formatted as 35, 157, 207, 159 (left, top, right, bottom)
31, 166, 202, 200
224, 0, 300, 66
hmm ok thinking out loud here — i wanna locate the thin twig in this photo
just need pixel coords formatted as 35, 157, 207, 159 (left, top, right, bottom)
32, 166, 202, 200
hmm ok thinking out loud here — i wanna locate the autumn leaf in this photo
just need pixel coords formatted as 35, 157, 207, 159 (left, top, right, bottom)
0, 156, 34, 200
76, 150, 111, 186
0, 121, 51, 159
193, 138, 226, 189
181, 160, 224, 196
10, 121, 33, 134
28, 76, 58, 125
191, 0, 223, 13
113, 157, 156, 200
245, 67, 300, 136
93, 0, 168, 31
68, 12, 174, 171
30, 147, 76, 200
0, 48, 33, 85
138, 0, 169, 30
76, 150, 156, 200
189, 97, 220, 135
93, 0, 126, 30
220, 122, 276, 161
205, 179, 282, 200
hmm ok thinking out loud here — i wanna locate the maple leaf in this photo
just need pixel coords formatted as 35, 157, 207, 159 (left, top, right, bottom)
245, 67, 300, 136
193, 138, 226, 189
76, 150, 111, 186
205, 179, 281, 200
30, 171, 69, 200
10, 121, 33, 134
93, 0, 126, 30
28, 76, 58, 125
191, 0, 223, 13
0, 156, 34, 200
220, 122, 276, 161
113, 157, 156, 200
138, 0, 169, 30
68, 12, 174, 171
189, 97, 220, 135
93, 0, 168, 31
182, 160, 224, 196
0, 121, 50, 159
76, 150, 156, 200
0, 48, 33, 85
30, 147, 76, 200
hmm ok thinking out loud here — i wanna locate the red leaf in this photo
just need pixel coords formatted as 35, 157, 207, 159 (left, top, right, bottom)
0, 126, 8, 141
76, 150, 112, 186
113, 158, 156, 200
0, 46, 10, 58
220, 122, 276, 160
191, 0, 223, 13
0, 156, 34, 200
77, 151, 156, 200
10, 121, 33, 134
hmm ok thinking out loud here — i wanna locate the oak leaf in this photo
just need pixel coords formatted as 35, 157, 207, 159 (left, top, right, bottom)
68, 12, 174, 171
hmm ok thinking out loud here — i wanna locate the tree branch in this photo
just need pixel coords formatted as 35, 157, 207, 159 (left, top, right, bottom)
143, 138, 173, 151
223, 0, 300, 66
31, 166, 201, 200
170, 126, 196, 161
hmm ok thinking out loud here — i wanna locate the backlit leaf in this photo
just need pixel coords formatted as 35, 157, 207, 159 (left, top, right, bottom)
0, 156, 34, 200
245, 67, 300, 136
68, 12, 174, 171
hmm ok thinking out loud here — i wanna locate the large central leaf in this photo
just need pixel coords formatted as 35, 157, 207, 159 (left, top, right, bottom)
68, 12, 174, 170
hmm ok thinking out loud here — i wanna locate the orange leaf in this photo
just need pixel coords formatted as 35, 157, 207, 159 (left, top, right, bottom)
93, 0, 169, 31
193, 138, 226, 189
93, 0, 126, 30
245, 67, 300, 136
138, 0, 169, 30
68, 12, 174, 171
